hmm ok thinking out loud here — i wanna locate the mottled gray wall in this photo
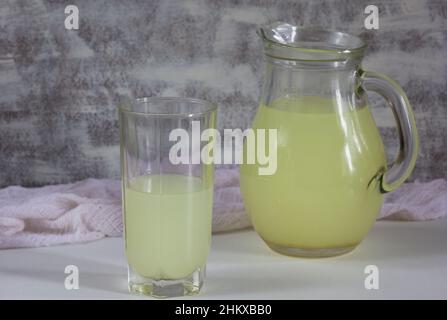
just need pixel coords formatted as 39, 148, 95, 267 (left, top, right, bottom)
0, 0, 446, 187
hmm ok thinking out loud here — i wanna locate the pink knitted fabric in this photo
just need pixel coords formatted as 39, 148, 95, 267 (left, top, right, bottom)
0, 169, 445, 249
0, 179, 122, 249
380, 179, 447, 220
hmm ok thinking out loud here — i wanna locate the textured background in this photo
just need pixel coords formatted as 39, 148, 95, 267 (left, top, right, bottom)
0, 0, 446, 187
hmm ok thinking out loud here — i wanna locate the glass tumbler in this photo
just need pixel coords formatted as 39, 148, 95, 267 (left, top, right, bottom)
119, 97, 216, 298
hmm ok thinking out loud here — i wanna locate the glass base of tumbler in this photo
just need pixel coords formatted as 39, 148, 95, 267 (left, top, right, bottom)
266, 241, 357, 258
128, 265, 205, 298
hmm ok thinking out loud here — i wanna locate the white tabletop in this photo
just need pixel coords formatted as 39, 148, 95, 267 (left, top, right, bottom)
1, 218, 446, 300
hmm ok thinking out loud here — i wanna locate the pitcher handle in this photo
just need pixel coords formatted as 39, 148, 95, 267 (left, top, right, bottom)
360, 70, 419, 193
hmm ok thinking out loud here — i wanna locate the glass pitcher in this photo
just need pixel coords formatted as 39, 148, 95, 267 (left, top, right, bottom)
240, 23, 419, 257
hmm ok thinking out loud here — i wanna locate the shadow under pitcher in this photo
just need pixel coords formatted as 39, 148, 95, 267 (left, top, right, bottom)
240, 23, 419, 257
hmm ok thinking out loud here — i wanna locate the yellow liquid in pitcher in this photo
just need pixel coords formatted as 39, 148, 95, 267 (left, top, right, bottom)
124, 174, 212, 279
240, 97, 386, 249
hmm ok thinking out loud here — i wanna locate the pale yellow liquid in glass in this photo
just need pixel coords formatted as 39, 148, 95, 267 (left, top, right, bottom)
124, 174, 212, 280
240, 97, 386, 249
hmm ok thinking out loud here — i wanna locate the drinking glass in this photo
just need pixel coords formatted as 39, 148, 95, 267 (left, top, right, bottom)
119, 97, 216, 297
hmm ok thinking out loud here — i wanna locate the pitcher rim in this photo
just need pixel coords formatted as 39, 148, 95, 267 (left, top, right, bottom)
258, 22, 367, 61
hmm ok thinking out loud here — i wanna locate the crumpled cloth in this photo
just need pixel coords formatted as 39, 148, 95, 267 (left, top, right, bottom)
379, 178, 447, 221
0, 168, 445, 249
